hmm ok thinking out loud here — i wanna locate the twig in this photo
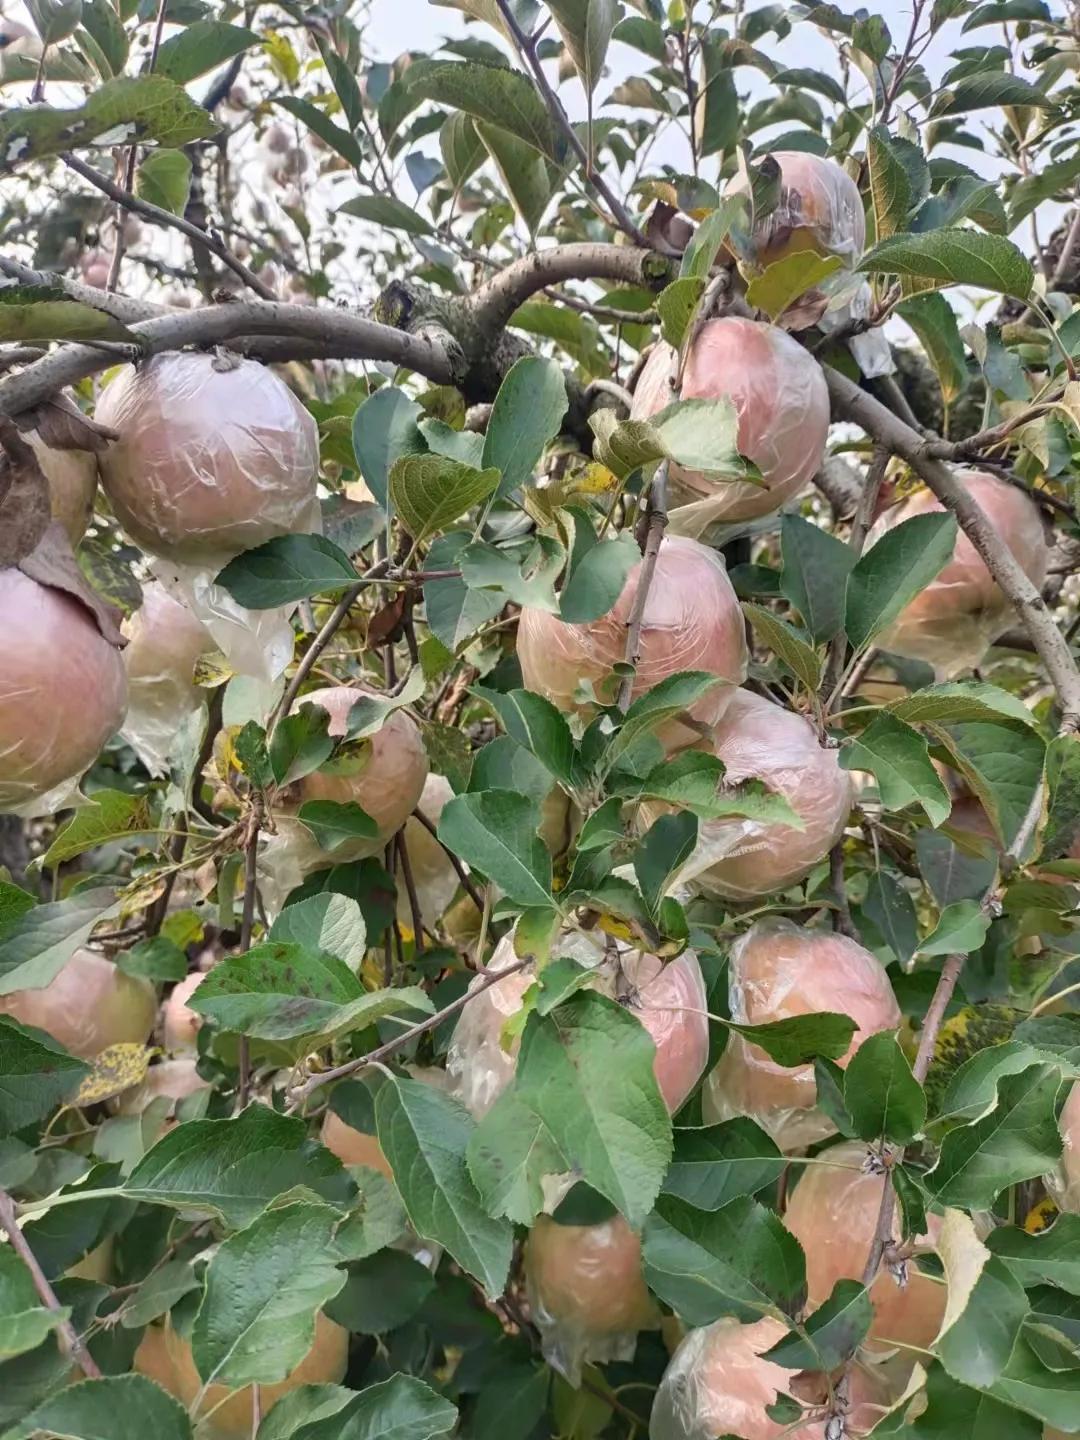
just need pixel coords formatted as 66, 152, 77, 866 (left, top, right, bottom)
396, 831, 425, 949
287, 954, 531, 1108
468, 243, 668, 336
616, 464, 669, 711
264, 561, 389, 746
829, 843, 860, 940
0, 1188, 102, 1379
411, 806, 485, 914
62, 152, 275, 301
491, 0, 647, 247
825, 366, 1080, 730
236, 797, 263, 1111
107, 0, 170, 291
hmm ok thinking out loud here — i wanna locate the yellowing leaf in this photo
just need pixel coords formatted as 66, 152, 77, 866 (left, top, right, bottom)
74, 1043, 154, 1105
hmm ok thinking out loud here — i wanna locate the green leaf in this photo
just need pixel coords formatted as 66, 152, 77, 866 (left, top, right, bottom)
0, 887, 115, 995
606, 671, 723, 769
986, 1332, 1080, 1431
375, 1074, 513, 1294
0, 1017, 89, 1133
935, 1043, 1057, 1124
863, 871, 919, 964
927, 1063, 1065, 1209
559, 533, 639, 624
216, 534, 358, 610
275, 97, 366, 170
269, 892, 371, 973
634, 812, 698, 915
474, 687, 576, 787
155, 20, 258, 84
847, 510, 958, 651
0, 1248, 69, 1361
931, 71, 1056, 117
897, 293, 969, 405
779, 514, 855, 645
510, 991, 673, 1228
657, 276, 705, 349
897, 1362, 1041, 1440
342, 669, 426, 740
115, 935, 186, 983
575, 797, 626, 853
116, 1258, 199, 1330
642, 1194, 806, 1326
0, 286, 135, 343
339, 194, 434, 236
411, 61, 563, 162
352, 387, 426, 511
842, 713, 953, 825
325, 1249, 435, 1335
937, 1253, 1029, 1390
192, 1203, 346, 1388
728, 1013, 856, 1067
441, 112, 485, 189
744, 252, 844, 321
475, 122, 551, 235
482, 356, 567, 499
0, 75, 217, 173
466, 1088, 566, 1225
389, 454, 500, 545
919, 899, 992, 957
134, 149, 192, 215
5, 1375, 193, 1440
187, 942, 430, 1047
623, 751, 802, 828
662, 1119, 785, 1210
278, 1375, 458, 1440
546, 0, 617, 95
868, 125, 912, 241
887, 681, 1037, 729
933, 719, 1044, 853
764, 1278, 872, 1370
40, 790, 154, 868
696, 33, 739, 156
79, 0, 128, 75
297, 800, 379, 851
741, 603, 822, 691
986, 1214, 1080, 1296
438, 790, 553, 908
843, 1031, 926, 1144
859, 230, 1035, 302
268, 703, 333, 787
459, 535, 565, 613
124, 1105, 354, 1227
1041, 733, 1080, 862
680, 198, 745, 280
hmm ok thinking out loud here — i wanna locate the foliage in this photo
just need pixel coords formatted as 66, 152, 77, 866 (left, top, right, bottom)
1, 2, 1080, 1439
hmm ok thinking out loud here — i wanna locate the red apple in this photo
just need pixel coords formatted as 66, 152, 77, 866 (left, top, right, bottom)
1, 947, 156, 1060
725, 151, 866, 271
630, 319, 830, 524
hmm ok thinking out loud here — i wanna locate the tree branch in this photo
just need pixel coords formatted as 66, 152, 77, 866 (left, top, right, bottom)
0, 307, 456, 418
62, 152, 276, 301
491, 0, 647, 247
287, 955, 532, 1108
0, 1187, 102, 1379
825, 365, 1080, 730
411, 806, 485, 915
468, 243, 670, 336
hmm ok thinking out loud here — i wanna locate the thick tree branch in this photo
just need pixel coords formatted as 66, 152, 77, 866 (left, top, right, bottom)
0, 255, 164, 325
825, 365, 1080, 729
0, 305, 456, 418
0, 1187, 102, 1378
468, 243, 671, 336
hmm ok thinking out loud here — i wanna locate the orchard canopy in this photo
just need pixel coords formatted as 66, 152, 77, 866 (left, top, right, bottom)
4, 1, 1080, 1438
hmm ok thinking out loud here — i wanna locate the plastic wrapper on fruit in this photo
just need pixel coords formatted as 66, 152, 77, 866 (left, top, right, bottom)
1048, 1080, 1080, 1214
0, 948, 157, 1059
863, 469, 1050, 677
639, 688, 853, 901
816, 275, 897, 380
631, 319, 830, 532
394, 773, 460, 932
151, 557, 299, 686
0, 566, 128, 816
258, 688, 429, 916
783, 1140, 946, 1357
702, 920, 901, 1151
95, 352, 322, 564
25, 430, 98, 545
446, 928, 710, 1121
724, 150, 866, 271
120, 580, 216, 776
524, 1213, 661, 1386
650, 1314, 892, 1440
517, 535, 748, 749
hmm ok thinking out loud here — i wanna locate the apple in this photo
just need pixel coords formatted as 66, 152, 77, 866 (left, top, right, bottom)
0, 947, 156, 1060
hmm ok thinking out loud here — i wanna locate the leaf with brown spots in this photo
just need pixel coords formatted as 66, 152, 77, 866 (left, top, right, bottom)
74, 1043, 153, 1106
